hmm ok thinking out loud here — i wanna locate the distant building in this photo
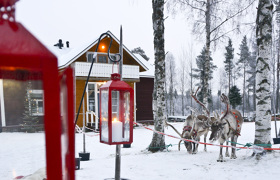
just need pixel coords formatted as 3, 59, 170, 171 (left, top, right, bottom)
0, 31, 154, 131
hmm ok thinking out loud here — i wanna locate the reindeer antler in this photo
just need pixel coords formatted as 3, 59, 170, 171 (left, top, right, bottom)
190, 87, 210, 117
220, 93, 230, 121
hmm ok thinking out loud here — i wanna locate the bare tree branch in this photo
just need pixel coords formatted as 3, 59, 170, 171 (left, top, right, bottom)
209, 0, 256, 35
210, 27, 239, 43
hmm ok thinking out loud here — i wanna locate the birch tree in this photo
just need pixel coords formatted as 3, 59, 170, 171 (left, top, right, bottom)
167, 0, 256, 107
148, 0, 166, 152
254, 0, 273, 157
178, 49, 188, 116
275, 1, 280, 113
165, 53, 176, 115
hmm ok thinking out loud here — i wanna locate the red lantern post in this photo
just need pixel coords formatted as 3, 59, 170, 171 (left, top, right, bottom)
99, 73, 134, 145
0, 0, 75, 179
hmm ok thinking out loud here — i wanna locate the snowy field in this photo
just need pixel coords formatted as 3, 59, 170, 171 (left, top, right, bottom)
1, 121, 280, 180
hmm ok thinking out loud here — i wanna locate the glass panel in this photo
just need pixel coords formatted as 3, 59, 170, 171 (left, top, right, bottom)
123, 92, 130, 141
29, 89, 44, 116
88, 84, 95, 112
108, 55, 116, 64
0, 79, 45, 179
98, 55, 107, 63
87, 53, 96, 63
100, 90, 108, 142
111, 91, 119, 122
111, 90, 122, 142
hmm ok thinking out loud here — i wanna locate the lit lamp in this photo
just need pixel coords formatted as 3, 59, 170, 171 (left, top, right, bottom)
99, 73, 133, 145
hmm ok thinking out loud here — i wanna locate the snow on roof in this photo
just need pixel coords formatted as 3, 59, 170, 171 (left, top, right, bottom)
48, 31, 149, 71
133, 54, 155, 78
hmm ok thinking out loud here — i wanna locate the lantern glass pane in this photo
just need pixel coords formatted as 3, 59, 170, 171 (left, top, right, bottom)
111, 90, 122, 142
0, 79, 46, 179
123, 91, 130, 141
100, 89, 108, 142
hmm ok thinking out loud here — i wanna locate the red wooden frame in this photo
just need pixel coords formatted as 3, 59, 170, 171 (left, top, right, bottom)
0, 11, 75, 179
99, 73, 134, 145
60, 67, 75, 180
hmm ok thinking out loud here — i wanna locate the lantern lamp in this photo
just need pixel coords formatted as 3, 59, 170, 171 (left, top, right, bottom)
0, 0, 75, 179
99, 73, 133, 145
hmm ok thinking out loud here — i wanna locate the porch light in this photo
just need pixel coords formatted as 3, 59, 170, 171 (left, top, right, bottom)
101, 45, 105, 49
99, 73, 133, 145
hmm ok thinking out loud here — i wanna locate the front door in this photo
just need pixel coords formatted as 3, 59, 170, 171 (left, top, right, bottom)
87, 82, 105, 130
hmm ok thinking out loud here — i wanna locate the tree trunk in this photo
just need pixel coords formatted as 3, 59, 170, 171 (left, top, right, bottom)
204, 0, 211, 108
254, 0, 272, 154
149, 0, 166, 152
276, 48, 279, 113
243, 65, 246, 117
229, 63, 231, 97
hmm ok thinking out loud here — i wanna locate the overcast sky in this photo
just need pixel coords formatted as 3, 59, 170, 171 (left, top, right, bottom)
15, 0, 257, 93
16, 0, 202, 63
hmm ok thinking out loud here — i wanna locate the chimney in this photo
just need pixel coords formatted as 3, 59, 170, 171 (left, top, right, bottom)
66, 41, 70, 48
54, 39, 63, 49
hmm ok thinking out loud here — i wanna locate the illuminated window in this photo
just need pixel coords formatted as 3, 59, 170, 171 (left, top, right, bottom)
28, 90, 44, 116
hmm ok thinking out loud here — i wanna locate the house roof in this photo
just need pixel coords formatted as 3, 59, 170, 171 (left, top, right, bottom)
49, 31, 149, 71
133, 54, 155, 78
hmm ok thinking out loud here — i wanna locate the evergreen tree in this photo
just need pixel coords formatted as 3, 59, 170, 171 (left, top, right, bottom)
192, 47, 217, 106
229, 85, 242, 109
21, 81, 39, 133
236, 36, 251, 117
246, 41, 257, 114
224, 38, 235, 96
131, 47, 150, 61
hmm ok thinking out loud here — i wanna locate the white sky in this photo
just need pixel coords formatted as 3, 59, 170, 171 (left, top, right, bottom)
15, 0, 257, 94
15, 0, 202, 63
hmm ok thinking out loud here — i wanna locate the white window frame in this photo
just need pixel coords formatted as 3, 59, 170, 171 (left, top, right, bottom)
28, 89, 44, 116
86, 52, 117, 64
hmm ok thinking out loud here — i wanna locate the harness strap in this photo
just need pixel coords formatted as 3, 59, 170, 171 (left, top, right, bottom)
183, 126, 197, 138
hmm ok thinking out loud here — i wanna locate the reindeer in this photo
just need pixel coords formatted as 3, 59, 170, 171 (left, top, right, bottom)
209, 93, 243, 162
165, 87, 212, 154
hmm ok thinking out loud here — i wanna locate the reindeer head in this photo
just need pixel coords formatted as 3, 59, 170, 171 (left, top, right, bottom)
209, 121, 227, 142
209, 93, 230, 142
182, 131, 193, 153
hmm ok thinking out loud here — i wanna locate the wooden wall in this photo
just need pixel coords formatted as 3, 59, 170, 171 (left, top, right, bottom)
136, 77, 154, 122
2, 80, 43, 127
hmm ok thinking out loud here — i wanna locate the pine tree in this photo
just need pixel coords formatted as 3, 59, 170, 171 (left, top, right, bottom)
224, 38, 235, 96
246, 41, 257, 115
236, 36, 251, 117
192, 47, 217, 107
21, 81, 39, 133
131, 47, 150, 61
229, 85, 242, 109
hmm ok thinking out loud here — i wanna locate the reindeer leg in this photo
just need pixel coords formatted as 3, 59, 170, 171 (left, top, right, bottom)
225, 141, 230, 157
204, 133, 208, 152
178, 140, 182, 151
192, 137, 199, 154
230, 136, 237, 159
217, 144, 225, 162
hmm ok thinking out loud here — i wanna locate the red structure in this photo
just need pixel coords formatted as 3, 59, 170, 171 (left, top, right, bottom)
99, 73, 134, 145
0, 0, 75, 179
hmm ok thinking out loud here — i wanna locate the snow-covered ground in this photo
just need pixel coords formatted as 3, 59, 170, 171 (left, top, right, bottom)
1, 122, 280, 180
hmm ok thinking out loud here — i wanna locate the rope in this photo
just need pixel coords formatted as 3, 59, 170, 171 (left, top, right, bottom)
148, 144, 173, 152
75, 125, 99, 137
134, 122, 280, 151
